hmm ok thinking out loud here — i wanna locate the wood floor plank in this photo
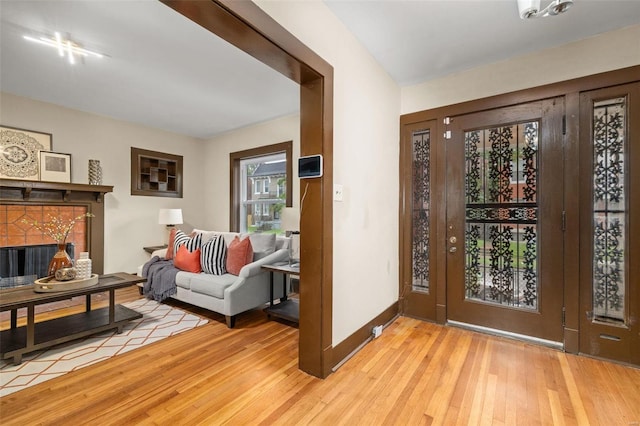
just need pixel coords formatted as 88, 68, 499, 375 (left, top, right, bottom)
1, 287, 639, 425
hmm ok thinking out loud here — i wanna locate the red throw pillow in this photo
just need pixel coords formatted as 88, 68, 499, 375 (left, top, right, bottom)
165, 228, 177, 260
226, 236, 253, 275
174, 245, 202, 273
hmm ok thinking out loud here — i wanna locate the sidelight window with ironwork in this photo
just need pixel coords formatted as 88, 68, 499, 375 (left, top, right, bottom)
592, 97, 627, 324
412, 130, 431, 292
464, 122, 539, 309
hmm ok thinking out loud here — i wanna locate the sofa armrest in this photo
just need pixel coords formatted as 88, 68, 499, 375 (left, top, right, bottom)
152, 248, 168, 258
238, 248, 289, 278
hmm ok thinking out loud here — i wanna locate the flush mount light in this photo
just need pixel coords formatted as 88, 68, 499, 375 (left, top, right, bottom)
23, 32, 104, 64
517, 0, 574, 19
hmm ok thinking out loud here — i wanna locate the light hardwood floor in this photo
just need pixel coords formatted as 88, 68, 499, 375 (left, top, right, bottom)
1, 287, 639, 425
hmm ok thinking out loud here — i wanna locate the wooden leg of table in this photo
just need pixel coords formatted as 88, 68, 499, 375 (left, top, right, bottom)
109, 289, 115, 323
269, 271, 274, 307
26, 304, 35, 349
280, 273, 288, 302
12, 353, 22, 365
10, 309, 17, 329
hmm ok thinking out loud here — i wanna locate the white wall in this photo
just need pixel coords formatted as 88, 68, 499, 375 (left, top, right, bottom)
402, 24, 640, 114
201, 114, 300, 231
0, 92, 206, 273
254, 0, 402, 346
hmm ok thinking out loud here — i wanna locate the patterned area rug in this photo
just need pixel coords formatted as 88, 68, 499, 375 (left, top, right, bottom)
0, 299, 208, 397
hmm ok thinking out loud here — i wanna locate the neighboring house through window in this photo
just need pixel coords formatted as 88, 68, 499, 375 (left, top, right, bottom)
229, 142, 293, 233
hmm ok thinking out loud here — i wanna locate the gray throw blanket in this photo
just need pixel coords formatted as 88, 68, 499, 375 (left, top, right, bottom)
142, 256, 179, 302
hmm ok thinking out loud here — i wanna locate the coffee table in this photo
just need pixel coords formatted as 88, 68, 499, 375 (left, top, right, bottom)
0, 272, 145, 364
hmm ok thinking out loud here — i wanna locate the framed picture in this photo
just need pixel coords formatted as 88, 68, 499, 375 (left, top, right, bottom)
0, 125, 53, 180
39, 151, 71, 183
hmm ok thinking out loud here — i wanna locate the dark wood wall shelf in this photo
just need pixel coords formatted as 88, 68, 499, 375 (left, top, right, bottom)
131, 147, 183, 198
0, 179, 113, 203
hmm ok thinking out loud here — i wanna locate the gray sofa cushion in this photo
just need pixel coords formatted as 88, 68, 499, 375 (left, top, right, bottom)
241, 232, 276, 261
175, 271, 194, 289
190, 273, 237, 299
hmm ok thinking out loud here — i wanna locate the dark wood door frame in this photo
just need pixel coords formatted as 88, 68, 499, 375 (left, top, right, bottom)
400, 65, 640, 354
161, 0, 334, 378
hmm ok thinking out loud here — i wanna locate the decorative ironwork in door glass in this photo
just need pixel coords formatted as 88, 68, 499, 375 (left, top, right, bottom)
592, 97, 626, 324
412, 130, 430, 292
464, 122, 539, 309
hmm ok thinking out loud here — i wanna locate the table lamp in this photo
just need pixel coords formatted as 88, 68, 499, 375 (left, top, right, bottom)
159, 208, 183, 227
280, 207, 300, 266
159, 208, 183, 243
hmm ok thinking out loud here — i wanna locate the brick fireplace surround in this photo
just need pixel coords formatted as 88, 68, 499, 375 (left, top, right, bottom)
0, 179, 113, 274
1, 205, 88, 259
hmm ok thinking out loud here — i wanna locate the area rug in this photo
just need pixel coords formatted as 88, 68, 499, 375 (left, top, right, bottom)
0, 299, 208, 397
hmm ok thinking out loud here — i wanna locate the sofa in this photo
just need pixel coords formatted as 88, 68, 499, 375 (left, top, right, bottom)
139, 230, 289, 328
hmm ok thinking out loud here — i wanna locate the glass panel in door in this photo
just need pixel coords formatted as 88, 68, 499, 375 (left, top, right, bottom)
464, 122, 539, 309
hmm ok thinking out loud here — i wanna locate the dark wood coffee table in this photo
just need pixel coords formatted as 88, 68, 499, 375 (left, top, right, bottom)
0, 272, 145, 364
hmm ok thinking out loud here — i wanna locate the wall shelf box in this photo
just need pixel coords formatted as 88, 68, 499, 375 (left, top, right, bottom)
131, 148, 183, 198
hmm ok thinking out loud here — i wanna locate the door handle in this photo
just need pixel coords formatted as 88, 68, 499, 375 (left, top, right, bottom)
449, 247, 457, 253
449, 236, 457, 244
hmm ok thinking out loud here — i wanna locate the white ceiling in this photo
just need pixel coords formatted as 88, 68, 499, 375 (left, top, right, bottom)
0, 0, 300, 139
1, 1, 639, 139
324, 0, 640, 86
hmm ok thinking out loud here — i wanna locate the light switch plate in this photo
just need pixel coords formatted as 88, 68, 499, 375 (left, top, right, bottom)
333, 184, 343, 202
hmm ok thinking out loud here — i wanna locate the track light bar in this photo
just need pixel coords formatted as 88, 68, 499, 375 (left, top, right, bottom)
24, 32, 104, 64
517, 0, 574, 19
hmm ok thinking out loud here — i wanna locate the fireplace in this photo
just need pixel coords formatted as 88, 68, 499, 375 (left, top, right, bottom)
0, 243, 76, 287
0, 179, 113, 278
1, 205, 88, 254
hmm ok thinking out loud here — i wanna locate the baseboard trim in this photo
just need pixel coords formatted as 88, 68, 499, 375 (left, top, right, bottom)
447, 320, 563, 350
331, 302, 399, 372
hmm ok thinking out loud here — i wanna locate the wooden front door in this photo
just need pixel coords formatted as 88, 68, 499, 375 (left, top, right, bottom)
445, 99, 566, 342
578, 83, 640, 365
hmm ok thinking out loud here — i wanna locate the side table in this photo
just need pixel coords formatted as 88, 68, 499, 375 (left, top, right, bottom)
261, 262, 300, 324
143, 245, 168, 254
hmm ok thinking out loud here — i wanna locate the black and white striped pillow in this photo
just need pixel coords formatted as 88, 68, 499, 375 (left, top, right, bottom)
200, 235, 227, 275
173, 230, 202, 255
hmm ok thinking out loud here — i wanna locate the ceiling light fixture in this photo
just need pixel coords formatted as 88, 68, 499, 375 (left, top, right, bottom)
517, 0, 574, 19
23, 32, 103, 64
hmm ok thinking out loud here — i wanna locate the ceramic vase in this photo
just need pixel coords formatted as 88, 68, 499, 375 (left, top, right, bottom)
88, 159, 103, 185
75, 252, 92, 280
48, 243, 73, 277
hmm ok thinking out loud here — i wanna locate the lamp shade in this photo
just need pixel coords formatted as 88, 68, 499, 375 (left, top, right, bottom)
280, 207, 300, 232
158, 208, 183, 226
